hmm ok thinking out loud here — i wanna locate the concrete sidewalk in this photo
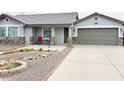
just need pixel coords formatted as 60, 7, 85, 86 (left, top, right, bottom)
48, 45, 124, 81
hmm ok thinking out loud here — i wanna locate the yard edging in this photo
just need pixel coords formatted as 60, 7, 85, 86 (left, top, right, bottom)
41, 46, 73, 81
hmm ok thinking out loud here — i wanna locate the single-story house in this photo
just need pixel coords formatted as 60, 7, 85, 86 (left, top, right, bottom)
0, 12, 123, 45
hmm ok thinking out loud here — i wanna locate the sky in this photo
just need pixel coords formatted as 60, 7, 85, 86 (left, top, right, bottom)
0, 0, 124, 20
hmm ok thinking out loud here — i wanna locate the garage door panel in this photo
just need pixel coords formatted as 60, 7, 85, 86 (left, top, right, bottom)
78, 28, 118, 45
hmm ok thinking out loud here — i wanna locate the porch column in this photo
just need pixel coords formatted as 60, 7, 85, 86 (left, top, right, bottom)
50, 27, 55, 45
68, 26, 73, 47
18, 26, 25, 45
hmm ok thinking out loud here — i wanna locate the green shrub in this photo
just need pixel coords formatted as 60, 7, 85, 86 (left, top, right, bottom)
5, 63, 17, 69
19, 48, 34, 52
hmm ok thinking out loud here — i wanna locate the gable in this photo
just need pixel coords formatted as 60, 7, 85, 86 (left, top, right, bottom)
0, 17, 23, 25
74, 15, 123, 27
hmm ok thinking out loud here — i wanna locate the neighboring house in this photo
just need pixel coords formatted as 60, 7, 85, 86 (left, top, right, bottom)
0, 12, 123, 45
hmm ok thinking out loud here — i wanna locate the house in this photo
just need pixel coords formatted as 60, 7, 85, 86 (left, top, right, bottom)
0, 12, 123, 46
0, 12, 78, 45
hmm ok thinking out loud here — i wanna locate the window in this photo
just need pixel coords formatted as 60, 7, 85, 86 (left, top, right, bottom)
43, 27, 51, 39
8, 27, 18, 38
0, 27, 6, 38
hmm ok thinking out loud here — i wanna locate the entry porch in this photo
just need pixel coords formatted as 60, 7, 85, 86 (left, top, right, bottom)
31, 26, 71, 45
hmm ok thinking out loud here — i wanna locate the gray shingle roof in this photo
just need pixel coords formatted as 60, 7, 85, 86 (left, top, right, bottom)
15, 12, 78, 25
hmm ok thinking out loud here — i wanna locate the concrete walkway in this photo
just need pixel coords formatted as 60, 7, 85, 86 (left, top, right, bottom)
48, 45, 124, 80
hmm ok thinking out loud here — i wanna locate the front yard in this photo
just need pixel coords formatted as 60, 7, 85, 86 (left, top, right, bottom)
0, 45, 71, 81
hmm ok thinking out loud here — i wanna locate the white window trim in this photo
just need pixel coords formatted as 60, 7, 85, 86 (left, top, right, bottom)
0, 25, 19, 37
6, 27, 8, 37
75, 25, 121, 37
8, 26, 19, 38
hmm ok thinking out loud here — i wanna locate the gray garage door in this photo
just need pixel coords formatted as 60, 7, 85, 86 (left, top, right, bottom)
77, 28, 118, 45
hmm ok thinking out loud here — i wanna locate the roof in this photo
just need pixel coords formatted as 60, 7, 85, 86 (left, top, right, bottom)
0, 12, 78, 25
75, 12, 124, 24
15, 12, 78, 25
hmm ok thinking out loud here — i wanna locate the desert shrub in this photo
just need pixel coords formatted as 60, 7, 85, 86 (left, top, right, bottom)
19, 48, 34, 52
5, 63, 17, 69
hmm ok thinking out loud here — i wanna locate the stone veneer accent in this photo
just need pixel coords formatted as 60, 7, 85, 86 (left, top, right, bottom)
118, 37, 123, 46
50, 37, 55, 45
18, 37, 25, 45
72, 37, 78, 44
30, 36, 34, 44
0, 37, 25, 45
68, 37, 72, 47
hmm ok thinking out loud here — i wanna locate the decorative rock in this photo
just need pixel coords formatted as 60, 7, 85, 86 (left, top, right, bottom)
39, 48, 42, 51
0, 61, 6, 66
22, 56, 37, 61
42, 54, 47, 58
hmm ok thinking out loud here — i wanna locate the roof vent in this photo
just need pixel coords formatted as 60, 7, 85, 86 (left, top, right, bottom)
94, 16, 99, 21
5, 18, 9, 22
94, 22, 98, 25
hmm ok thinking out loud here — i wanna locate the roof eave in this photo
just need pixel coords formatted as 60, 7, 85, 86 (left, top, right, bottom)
26, 23, 72, 26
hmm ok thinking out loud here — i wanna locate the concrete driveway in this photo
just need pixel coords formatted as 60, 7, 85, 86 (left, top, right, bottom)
48, 45, 124, 81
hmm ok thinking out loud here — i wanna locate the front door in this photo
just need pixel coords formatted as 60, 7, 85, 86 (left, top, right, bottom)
64, 28, 69, 43
33, 27, 42, 44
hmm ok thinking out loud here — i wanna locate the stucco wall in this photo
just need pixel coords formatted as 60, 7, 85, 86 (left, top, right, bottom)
55, 27, 64, 45
24, 26, 33, 45
19, 26, 25, 36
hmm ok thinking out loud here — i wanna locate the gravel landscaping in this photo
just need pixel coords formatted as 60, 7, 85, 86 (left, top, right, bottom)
0, 44, 24, 52
0, 46, 72, 81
